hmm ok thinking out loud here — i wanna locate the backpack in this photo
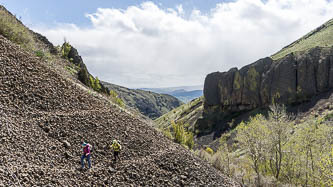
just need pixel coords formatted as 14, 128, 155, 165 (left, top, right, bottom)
113, 142, 122, 151
87, 144, 93, 153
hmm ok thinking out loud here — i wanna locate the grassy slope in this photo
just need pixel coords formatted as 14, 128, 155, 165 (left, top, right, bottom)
154, 96, 203, 130
0, 6, 34, 50
272, 18, 333, 60
0, 5, 55, 58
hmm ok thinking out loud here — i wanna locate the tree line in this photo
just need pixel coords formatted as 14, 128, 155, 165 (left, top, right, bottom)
198, 104, 333, 186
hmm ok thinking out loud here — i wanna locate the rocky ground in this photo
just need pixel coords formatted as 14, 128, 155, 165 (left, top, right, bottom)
0, 35, 239, 186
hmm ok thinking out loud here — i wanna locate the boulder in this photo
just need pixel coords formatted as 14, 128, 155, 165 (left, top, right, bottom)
67, 47, 84, 67
62, 140, 71, 149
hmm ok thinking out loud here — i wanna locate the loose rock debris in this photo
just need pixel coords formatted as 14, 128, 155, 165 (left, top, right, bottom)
0, 35, 239, 186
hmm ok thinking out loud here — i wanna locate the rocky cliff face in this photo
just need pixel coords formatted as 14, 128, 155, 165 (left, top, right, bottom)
65, 45, 110, 95
201, 46, 333, 132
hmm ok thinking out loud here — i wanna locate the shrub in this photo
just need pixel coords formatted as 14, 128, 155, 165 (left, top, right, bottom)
88, 76, 102, 92
323, 112, 333, 121
109, 90, 118, 98
109, 89, 125, 108
94, 77, 102, 91
185, 132, 194, 149
89, 76, 95, 88
205, 147, 214, 155
166, 121, 195, 149
65, 65, 78, 75
172, 121, 185, 144
35, 50, 45, 58
320, 145, 333, 186
162, 127, 172, 139
61, 42, 71, 58
115, 97, 125, 108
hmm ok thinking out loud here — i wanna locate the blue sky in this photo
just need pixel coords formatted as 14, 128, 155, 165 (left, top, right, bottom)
0, 0, 233, 27
1, 0, 333, 88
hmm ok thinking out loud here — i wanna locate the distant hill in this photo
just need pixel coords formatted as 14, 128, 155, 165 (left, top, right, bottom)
101, 81, 183, 119
170, 90, 203, 103
142, 85, 203, 103
141, 85, 203, 93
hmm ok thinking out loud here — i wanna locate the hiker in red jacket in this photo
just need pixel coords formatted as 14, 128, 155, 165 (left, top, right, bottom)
81, 142, 91, 169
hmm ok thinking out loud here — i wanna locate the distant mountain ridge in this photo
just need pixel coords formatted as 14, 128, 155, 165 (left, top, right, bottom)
141, 85, 203, 92
142, 85, 203, 103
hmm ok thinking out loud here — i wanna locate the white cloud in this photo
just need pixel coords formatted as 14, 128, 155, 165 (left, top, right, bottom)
35, 0, 333, 88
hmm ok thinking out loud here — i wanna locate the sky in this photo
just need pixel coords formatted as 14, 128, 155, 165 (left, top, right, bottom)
1, 0, 333, 88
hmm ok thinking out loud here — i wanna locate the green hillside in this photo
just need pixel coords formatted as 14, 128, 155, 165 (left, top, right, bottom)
155, 96, 203, 131
272, 18, 333, 60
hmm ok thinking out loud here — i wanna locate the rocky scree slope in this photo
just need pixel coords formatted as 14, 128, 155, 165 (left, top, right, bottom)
0, 35, 238, 186
102, 81, 183, 119
200, 19, 333, 134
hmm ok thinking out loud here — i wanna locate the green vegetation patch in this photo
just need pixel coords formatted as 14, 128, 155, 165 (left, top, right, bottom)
0, 8, 36, 50
61, 42, 71, 58
197, 104, 333, 186
162, 121, 194, 149
0, 7, 55, 61
109, 89, 125, 108
323, 112, 333, 121
155, 96, 203, 129
65, 65, 79, 75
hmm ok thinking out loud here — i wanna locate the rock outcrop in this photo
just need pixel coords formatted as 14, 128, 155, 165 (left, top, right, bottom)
201, 46, 333, 132
65, 45, 110, 95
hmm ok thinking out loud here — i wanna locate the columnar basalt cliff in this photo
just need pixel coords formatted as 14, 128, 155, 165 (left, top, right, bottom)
200, 46, 333, 132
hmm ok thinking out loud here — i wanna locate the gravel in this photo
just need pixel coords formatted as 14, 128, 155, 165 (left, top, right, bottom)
0, 35, 239, 186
